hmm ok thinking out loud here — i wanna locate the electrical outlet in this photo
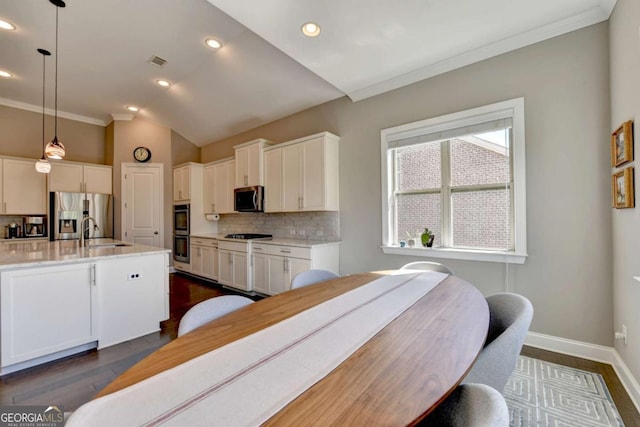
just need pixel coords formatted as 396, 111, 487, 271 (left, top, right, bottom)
127, 272, 142, 280
289, 229, 296, 235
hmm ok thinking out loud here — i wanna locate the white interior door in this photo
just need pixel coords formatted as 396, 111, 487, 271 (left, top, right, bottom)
121, 163, 163, 247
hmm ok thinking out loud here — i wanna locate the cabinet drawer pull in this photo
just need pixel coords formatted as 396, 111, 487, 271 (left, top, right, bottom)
279, 249, 291, 253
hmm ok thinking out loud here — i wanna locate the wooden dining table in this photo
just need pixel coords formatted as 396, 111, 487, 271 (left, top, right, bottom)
93, 271, 489, 426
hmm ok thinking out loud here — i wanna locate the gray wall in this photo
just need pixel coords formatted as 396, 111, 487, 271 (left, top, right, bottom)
609, 0, 640, 383
202, 23, 613, 347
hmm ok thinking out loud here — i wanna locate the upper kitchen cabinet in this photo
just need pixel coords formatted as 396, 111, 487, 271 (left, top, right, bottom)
48, 161, 112, 194
264, 132, 339, 212
0, 158, 47, 215
173, 164, 191, 203
173, 162, 205, 205
234, 139, 272, 188
263, 149, 282, 213
203, 159, 235, 214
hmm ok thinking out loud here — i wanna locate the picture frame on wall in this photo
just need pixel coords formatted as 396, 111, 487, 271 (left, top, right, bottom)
611, 120, 634, 167
612, 167, 635, 209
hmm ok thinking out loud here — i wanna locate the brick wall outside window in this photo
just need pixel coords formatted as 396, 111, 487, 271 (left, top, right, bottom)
395, 138, 510, 249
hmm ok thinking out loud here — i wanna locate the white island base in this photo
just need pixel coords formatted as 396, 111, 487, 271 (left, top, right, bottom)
0, 239, 170, 375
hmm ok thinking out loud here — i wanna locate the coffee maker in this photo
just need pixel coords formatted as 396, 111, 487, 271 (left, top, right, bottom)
23, 216, 46, 237
5, 223, 21, 239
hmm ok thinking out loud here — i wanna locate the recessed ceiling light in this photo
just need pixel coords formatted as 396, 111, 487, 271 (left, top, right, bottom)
205, 38, 222, 49
0, 19, 15, 31
156, 79, 172, 87
126, 106, 139, 112
301, 22, 321, 37
0, 70, 13, 78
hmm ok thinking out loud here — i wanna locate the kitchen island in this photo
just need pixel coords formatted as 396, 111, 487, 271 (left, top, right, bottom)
0, 239, 170, 375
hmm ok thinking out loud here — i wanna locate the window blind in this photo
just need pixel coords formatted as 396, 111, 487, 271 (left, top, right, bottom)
387, 117, 512, 150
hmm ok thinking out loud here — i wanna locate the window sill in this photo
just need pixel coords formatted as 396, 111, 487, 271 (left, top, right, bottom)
381, 245, 527, 264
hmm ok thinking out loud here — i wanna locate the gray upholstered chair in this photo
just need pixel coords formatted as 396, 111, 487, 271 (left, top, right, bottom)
177, 295, 254, 337
400, 261, 455, 276
290, 269, 338, 289
463, 292, 534, 393
421, 383, 509, 426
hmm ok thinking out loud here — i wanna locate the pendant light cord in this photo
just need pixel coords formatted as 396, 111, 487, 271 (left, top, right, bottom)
54, 4, 59, 137
42, 52, 46, 152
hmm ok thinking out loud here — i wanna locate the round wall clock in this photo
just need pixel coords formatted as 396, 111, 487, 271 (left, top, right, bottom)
133, 146, 151, 162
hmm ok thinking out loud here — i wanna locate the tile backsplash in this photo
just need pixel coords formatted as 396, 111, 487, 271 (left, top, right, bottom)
218, 212, 340, 241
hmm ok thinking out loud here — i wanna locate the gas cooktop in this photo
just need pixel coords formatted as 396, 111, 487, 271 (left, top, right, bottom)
224, 233, 273, 240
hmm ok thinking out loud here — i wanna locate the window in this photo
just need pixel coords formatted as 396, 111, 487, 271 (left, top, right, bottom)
381, 98, 527, 264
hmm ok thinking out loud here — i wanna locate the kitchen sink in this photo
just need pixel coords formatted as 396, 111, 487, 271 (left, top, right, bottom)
87, 242, 132, 249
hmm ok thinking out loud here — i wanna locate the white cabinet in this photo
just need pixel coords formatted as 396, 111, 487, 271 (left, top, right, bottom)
1, 263, 97, 368
263, 149, 282, 213
251, 241, 340, 295
96, 254, 166, 348
173, 164, 191, 203
203, 159, 235, 214
251, 250, 269, 294
234, 139, 271, 188
218, 240, 249, 291
264, 132, 339, 213
203, 164, 216, 214
190, 237, 218, 280
49, 161, 112, 194
0, 158, 47, 214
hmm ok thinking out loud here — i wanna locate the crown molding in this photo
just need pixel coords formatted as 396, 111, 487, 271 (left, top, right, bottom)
0, 97, 107, 126
110, 113, 134, 121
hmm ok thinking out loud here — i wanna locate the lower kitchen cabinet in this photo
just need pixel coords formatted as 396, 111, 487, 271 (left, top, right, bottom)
96, 254, 167, 348
251, 241, 339, 295
1, 263, 97, 369
0, 253, 169, 374
190, 237, 218, 280
218, 240, 249, 291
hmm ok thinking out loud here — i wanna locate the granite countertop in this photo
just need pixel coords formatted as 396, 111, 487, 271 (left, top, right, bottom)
0, 238, 170, 270
189, 233, 340, 248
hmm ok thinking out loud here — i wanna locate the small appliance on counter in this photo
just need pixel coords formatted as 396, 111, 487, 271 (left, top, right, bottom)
5, 223, 21, 239
23, 216, 46, 237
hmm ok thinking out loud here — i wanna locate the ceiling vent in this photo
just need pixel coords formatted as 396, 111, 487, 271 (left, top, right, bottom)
147, 55, 167, 68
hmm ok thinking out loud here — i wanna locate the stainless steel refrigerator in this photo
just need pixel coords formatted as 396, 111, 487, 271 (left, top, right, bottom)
50, 192, 114, 241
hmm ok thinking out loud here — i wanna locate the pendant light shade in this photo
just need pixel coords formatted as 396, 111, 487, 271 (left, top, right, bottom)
36, 48, 51, 174
36, 158, 52, 173
45, 0, 66, 160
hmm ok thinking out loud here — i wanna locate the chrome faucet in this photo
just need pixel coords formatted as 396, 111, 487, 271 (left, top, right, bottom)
80, 216, 98, 247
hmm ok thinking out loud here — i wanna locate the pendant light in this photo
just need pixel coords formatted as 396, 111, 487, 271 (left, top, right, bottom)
45, 0, 66, 160
35, 48, 52, 174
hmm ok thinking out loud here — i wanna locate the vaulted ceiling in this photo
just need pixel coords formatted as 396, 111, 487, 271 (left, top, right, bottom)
0, 0, 615, 146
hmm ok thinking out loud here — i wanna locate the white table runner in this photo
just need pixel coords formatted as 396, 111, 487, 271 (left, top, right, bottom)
67, 271, 447, 426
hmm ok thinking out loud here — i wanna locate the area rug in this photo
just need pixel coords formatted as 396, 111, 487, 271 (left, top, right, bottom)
504, 356, 624, 426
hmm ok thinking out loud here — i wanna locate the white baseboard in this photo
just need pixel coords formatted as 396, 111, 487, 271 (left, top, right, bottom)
525, 331, 640, 414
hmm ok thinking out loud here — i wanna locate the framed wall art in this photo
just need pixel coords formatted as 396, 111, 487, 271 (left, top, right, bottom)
612, 167, 635, 209
611, 120, 634, 167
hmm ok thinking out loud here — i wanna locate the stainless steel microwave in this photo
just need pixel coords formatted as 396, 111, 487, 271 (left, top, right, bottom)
234, 186, 264, 212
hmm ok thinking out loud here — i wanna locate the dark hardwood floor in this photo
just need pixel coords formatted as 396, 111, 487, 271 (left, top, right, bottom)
1, 273, 638, 426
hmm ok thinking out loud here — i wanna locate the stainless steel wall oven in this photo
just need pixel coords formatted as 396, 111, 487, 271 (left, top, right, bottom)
173, 234, 189, 263
173, 204, 190, 262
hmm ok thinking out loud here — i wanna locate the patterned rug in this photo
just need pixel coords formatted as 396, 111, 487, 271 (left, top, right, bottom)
504, 356, 625, 426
